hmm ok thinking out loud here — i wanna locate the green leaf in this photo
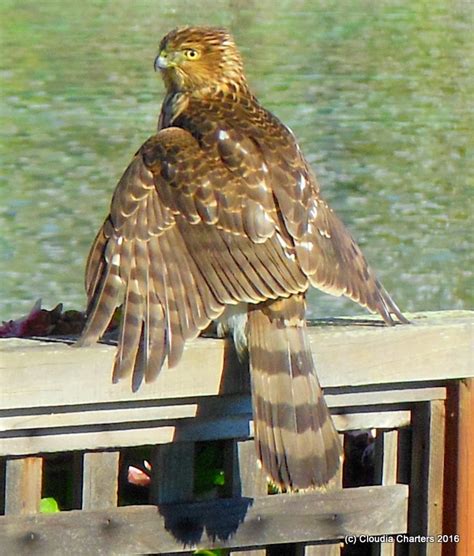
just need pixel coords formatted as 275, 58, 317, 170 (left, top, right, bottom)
213, 470, 225, 486
40, 497, 60, 513
194, 444, 225, 495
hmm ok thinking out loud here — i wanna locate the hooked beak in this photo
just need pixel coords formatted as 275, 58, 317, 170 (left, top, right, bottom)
154, 51, 170, 71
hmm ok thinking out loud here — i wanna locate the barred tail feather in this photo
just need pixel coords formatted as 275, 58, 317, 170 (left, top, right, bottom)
247, 295, 342, 490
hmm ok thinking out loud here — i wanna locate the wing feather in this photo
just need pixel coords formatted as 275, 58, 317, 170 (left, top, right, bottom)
84, 223, 108, 299
204, 100, 407, 324
294, 198, 408, 324
78, 231, 123, 345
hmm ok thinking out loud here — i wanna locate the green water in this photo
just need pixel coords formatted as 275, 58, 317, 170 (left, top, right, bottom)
1, 0, 472, 321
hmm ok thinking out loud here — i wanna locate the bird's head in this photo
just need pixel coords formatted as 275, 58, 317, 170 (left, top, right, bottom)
155, 26, 247, 94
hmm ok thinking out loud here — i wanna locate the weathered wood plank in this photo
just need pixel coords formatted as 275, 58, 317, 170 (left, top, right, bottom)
148, 443, 196, 554
382, 431, 399, 487
149, 443, 195, 504
425, 401, 445, 556
3, 386, 436, 432
82, 451, 119, 510
226, 439, 267, 499
373, 431, 399, 556
0, 312, 471, 410
408, 401, 446, 556
4, 457, 42, 515
0, 337, 226, 410
326, 386, 447, 408
0, 410, 411, 458
0, 424, 177, 457
334, 411, 410, 432
310, 312, 473, 389
305, 543, 341, 556
303, 434, 345, 555
0, 485, 408, 555
227, 440, 267, 556
1, 402, 201, 431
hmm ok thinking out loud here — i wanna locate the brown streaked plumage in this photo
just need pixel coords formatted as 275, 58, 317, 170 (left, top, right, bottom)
77, 26, 408, 490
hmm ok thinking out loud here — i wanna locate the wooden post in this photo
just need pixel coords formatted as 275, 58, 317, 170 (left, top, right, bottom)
82, 451, 120, 510
409, 401, 446, 556
148, 442, 195, 555
227, 439, 267, 556
381, 430, 399, 487
372, 429, 399, 556
426, 401, 446, 553
4, 457, 43, 515
149, 442, 195, 504
304, 433, 345, 556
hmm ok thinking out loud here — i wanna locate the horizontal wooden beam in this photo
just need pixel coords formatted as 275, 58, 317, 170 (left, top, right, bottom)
0, 312, 470, 412
0, 409, 412, 458
0, 388, 440, 435
0, 484, 408, 554
0, 397, 416, 435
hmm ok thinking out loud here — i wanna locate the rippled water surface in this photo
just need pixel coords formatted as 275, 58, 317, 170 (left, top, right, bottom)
1, 0, 472, 320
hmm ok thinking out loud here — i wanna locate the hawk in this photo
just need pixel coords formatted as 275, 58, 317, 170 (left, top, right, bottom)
77, 26, 408, 490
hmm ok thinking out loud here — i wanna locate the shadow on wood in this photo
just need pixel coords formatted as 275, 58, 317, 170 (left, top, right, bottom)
158, 496, 253, 546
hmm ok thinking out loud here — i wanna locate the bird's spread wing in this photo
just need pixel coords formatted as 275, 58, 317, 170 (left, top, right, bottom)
79, 119, 405, 387
294, 195, 407, 323
214, 110, 407, 325
78, 127, 308, 388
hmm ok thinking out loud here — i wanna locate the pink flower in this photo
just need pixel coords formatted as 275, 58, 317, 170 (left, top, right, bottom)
127, 460, 152, 487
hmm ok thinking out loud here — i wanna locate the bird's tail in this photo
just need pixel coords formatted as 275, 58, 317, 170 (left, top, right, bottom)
247, 294, 342, 490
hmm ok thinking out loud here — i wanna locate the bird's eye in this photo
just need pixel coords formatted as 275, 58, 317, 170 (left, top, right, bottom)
184, 48, 200, 60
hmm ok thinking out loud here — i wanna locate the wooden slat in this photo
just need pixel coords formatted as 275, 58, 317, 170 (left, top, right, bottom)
1, 388, 429, 434
82, 451, 119, 510
408, 401, 446, 556
149, 443, 195, 504
4, 457, 43, 515
226, 439, 267, 499
0, 424, 177, 457
425, 401, 445, 556
373, 430, 399, 488
1, 402, 201, 430
304, 545, 341, 556
326, 387, 447, 408
148, 443, 196, 555
372, 430, 399, 556
0, 409, 411, 458
0, 312, 471, 411
303, 434, 345, 555
382, 431, 399, 487
228, 440, 267, 556
0, 485, 409, 555
334, 410, 410, 432
2, 388, 440, 433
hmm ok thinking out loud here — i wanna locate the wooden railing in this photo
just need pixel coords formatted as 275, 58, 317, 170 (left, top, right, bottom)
0, 311, 472, 555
